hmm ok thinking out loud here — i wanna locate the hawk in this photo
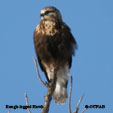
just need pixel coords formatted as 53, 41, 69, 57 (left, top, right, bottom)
34, 6, 77, 104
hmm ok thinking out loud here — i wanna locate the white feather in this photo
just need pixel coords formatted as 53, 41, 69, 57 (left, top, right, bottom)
53, 64, 69, 104
43, 62, 70, 104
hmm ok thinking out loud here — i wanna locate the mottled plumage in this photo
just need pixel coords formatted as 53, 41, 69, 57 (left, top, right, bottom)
34, 6, 77, 104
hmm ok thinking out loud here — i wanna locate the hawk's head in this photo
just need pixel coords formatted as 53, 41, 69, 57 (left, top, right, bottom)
40, 6, 62, 21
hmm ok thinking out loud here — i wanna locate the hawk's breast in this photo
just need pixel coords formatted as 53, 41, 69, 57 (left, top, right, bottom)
34, 19, 76, 67
35, 19, 59, 36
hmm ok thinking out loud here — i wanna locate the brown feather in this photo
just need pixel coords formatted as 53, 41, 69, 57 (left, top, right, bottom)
34, 19, 77, 81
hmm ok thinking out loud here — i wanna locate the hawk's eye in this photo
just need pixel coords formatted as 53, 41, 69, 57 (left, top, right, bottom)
44, 10, 55, 16
40, 14, 44, 17
44, 11, 50, 15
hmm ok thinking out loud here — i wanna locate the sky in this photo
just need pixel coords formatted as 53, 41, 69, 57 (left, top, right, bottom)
0, 0, 113, 113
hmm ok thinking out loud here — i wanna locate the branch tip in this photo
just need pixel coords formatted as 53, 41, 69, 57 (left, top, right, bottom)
33, 57, 48, 87
24, 93, 31, 113
68, 76, 73, 113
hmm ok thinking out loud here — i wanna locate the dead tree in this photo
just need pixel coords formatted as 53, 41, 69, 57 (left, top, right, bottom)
33, 57, 87, 113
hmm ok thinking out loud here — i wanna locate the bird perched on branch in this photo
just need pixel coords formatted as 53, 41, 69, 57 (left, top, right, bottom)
34, 6, 77, 104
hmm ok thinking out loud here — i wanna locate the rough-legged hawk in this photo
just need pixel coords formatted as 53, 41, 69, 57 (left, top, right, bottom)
34, 6, 77, 104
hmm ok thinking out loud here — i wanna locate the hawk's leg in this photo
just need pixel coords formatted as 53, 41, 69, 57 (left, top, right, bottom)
45, 79, 52, 86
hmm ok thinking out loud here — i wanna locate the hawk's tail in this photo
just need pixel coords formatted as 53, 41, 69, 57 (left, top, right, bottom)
53, 81, 68, 104
53, 65, 69, 104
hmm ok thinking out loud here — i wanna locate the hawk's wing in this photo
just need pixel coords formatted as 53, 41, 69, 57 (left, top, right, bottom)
61, 23, 77, 68
33, 21, 77, 82
33, 30, 49, 82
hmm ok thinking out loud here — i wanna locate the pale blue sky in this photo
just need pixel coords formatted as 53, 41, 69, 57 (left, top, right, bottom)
0, 0, 113, 113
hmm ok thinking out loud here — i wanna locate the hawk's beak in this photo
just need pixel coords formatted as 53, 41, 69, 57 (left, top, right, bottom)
40, 14, 44, 20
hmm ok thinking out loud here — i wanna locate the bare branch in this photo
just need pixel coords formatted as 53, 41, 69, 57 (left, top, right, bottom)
8, 110, 10, 113
81, 108, 87, 113
73, 96, 83, 113
33, 57, 48, 87
24, 93, 31, 113
33, 57, 86, 113
68, 76, 73, 113
41, 67, 57, 113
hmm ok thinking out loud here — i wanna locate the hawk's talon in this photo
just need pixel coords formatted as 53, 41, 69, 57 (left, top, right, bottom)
45, 81, 49, 85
